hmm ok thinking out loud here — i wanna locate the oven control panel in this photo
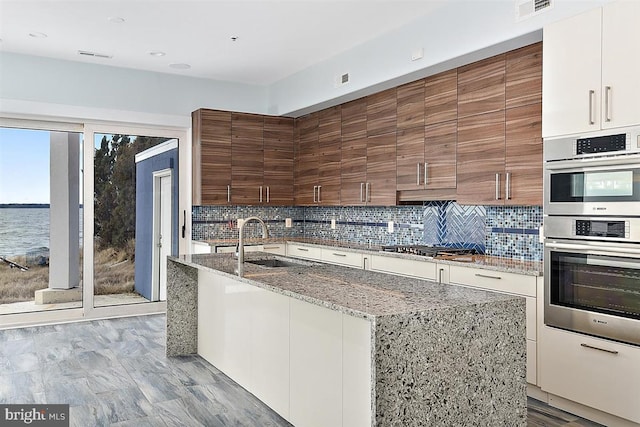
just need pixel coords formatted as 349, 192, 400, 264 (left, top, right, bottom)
575, 133, 628, 155
574, 219, 629, 239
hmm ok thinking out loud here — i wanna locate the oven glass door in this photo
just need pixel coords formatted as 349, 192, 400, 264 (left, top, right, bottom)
549, 167, 640, 203
549, 250, 640, 321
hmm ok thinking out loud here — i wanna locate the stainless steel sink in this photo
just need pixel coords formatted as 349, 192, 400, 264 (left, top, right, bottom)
246, 258, 309, 268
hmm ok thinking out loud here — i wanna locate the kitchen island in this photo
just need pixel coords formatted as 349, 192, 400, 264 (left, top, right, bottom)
167, 252, 526, 427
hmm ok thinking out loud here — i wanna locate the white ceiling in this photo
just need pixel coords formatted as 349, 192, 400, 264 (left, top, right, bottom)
0, 0, 448, 86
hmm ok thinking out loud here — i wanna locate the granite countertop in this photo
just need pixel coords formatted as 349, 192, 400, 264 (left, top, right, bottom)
196, 238, 543, 276
171, 252, 522, 320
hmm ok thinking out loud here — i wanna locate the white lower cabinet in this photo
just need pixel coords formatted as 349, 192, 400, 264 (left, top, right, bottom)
540, 326, 640, 424
290, 299, 343, 427
321, 247, 364, 268
287, 243, 323, 261
262, 243, 287, 255
342, 314, 373, 427
250, 287, 290, 419
369, 254, 437, 280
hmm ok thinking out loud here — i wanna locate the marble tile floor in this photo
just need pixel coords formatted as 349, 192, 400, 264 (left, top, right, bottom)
0, 314, 603, 427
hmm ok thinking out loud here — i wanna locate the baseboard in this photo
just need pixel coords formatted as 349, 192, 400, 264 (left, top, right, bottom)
548, 393, 640, 427
526, 384, 548, 402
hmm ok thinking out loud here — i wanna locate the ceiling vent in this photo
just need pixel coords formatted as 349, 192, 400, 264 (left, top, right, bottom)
335, 72, 350, 88
77, 50, 112, 59
516, 0, 553, 21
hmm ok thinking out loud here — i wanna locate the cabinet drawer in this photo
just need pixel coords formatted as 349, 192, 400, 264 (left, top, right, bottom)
449, 266, 536, 297
540, 326, 640, 423
321, 249, 363, 269
287, 243, 322, 261
262, 243, 286, 255
369, 255, 436, 280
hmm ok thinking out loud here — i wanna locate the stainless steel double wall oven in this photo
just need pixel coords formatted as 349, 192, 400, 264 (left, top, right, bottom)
544, 126, 640, 346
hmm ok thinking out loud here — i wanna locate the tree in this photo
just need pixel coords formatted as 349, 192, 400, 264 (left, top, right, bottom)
93, 134, 169, 253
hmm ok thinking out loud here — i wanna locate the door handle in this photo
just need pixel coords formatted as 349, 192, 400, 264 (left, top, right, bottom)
365, 182, 371, 202
588, 89, 595, 125
475, 273, 502, 280
259, 186, 263, 203
313, 185, 318, 203
417, 163, 421, 186
604, 86, 612, 122
227, 185, 231, 203
360, 183, 365, 203
505, 172, 511, 200
266, 186, 270, 203
495, 173, 501, 200
581, 343, 618, 355
317, 185, 321, 203
424, 162, 429, 186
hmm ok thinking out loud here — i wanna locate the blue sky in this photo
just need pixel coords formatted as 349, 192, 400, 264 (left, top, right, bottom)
0, 128, 51, 204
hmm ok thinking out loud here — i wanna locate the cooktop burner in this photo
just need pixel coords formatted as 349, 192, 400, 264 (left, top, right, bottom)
381, 245, 477, 258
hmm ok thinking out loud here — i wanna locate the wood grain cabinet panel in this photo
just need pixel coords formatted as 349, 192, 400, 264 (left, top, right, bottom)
232, 112, 264, 204
425, 69, 458, 125
506, 42, 542, 109
340, 98, 368, 205
456, 110, 506, 205
294, 113, 319, 205
366, 133, 397, 206
317, 106, 342, 205
424, 120, 457, 190
263, 116, 294, 205
505, 103, 542, 206
367, 88, 397, 137
193, 109, 232, 205
458, 54, 506, 119
396, 126, 425, 191
397, 80, 425, 130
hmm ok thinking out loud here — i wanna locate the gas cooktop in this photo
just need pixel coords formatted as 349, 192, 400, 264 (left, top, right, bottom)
381, 245, 477, 258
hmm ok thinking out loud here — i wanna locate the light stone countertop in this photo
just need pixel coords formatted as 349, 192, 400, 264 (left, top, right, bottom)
171, 252, 522, 320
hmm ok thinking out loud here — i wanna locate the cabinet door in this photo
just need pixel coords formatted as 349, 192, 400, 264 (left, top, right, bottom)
425, 69, 457, 125
505, 103, 542, 205
342, 314, 372, 427
250, 288, 290, 419
506, 42, 542, 109
367, 88, 397, 137
456, 110, 506, 205
397, 79, 425, 130
232, 112, 264, 204
540, 326, 640, 424
295, 113, 319, 205
318, 106, 342, 205
458, 54, 506, 119
424, 120, 456, 190
263, 116, 294, 205
396, 126, 425, 191
367, 133, 397, 206
290, 299, 343, 427
195, 109, 232, 205
341, 98, 368, 205
369, 254, 437, 280
542, 7, 602, 137
601, 0, 640, 129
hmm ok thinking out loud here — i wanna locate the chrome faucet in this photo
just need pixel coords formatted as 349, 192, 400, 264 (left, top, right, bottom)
236, 216, 269, 277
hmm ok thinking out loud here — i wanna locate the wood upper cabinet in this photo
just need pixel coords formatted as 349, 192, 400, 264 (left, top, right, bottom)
425, 69, 458, 125
232, 112, 264, 205
340, 98, 368, 205
397, 80, 425, 130
424, 120, 457, 190
366, 133, 397, 205
294, 113, 319, 205
506, 42, 542, 109
193, 109, 232, 205
263, 116, 294, 205
367, 88, 397, 137
505, 103, 542, 206
543, 1, 640, 136
317, 106, 342, 205
457, 110, 506, 205
396, 126, 425, 191
458, 54, 506, 119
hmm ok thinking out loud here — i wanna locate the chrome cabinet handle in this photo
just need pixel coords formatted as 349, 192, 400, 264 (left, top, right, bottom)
505, 172, 511, 200
263, 245, 279, 249
475, 273, 502, 280
332, 252, 347, 257
424, 162, 429, 186
360, 183, 365, 202
266, 186, 270, 203
313, 185, 317, 203
605, 86, 612, 122
417, 163, 421, 186
259, 186, 263, 203
588, 90, 595, 125
581, 343, 619, 355
438, 268, 444, 285
227, 185, 231, 203
495, 173, 501, 200
365, 182, 370, 202
317, 185, 321, 202
297, 247, 309, 252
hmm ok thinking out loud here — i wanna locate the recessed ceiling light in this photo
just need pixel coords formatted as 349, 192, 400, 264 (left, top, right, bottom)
108, 17, 125, 24
29, 32, 48, 38
169, 63, 191, 70
149, 51, 166, 57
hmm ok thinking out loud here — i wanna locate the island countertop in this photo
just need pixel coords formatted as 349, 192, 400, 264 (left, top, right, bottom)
170, 252, 522, 320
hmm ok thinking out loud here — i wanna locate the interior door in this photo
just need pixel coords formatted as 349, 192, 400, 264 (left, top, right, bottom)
158, 173, 172, 301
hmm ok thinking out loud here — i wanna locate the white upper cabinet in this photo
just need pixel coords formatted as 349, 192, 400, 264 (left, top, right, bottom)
543, 1, 640, 137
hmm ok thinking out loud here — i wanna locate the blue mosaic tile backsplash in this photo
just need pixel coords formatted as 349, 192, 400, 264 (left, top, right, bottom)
192, 203, 543, 261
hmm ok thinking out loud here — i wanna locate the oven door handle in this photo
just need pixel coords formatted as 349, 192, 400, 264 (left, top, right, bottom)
545, 153, 640, 170
546, 241, 640, 255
